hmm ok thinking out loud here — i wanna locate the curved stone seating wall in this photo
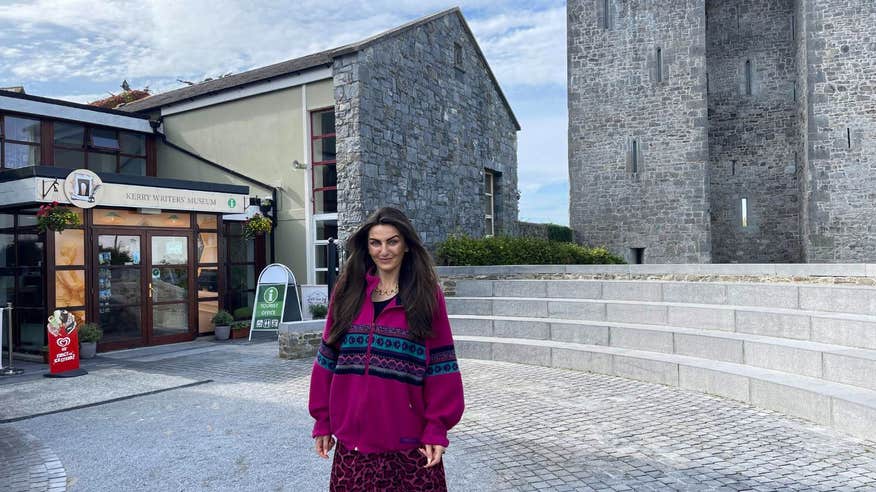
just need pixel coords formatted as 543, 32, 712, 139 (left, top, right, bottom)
438, 265, 876, 442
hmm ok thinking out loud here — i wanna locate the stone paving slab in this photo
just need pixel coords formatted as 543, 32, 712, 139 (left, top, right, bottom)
4, 342, 876, 491
0, 367, 203, 421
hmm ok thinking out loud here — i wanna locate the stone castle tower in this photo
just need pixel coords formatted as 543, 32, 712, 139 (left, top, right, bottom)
567, 0, 876, 263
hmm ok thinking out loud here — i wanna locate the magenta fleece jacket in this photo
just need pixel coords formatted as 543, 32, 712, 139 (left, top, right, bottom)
308, 272, 465, 453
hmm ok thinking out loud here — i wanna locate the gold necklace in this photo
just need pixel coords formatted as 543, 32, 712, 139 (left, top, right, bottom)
374, 283, 399, 296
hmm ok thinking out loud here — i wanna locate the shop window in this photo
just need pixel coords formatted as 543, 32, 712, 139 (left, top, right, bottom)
197, 214, 218, 229
224, 221, 260, 315
1, 114, 41, 169
52, 122, 147, 175
55, 270, 85, 307
55, 230, 85, 266
2, 212, 47, 352
92, 209, 190, 228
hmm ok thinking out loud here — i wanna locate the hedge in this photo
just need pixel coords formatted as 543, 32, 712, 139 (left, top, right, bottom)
435, 235, 625, 266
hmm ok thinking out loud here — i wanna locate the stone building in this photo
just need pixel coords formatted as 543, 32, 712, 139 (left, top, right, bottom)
568, 0, 876, 263
124, 8, 519, 281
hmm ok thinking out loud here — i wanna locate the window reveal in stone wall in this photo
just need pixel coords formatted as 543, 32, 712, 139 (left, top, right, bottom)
601, 0, 611, 30
847, 128, 852, 149
656, 48, 663, 84
745, 60, 752, 96
731, 160, 736, 176
484, 170, 495, 237
630, 140, 639, 174
741, 198, 748, 228
454, 43, 464, 71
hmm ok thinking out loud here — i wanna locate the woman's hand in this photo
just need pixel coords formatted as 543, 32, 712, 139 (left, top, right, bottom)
418, 444, 446, 468
315, 435, 335, 459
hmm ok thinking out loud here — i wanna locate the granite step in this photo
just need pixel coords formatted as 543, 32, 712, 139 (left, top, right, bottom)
446, 296, 876, 350
454, 335, 876, 442
450, 314, 876, 391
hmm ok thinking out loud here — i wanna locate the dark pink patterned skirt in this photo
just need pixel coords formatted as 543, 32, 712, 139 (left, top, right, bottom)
330, 441, 447, 491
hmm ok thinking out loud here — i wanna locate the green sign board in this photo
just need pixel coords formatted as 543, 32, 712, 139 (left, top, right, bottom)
252, 283, 286, 331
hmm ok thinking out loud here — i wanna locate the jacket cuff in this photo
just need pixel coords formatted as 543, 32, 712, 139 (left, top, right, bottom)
312, 419, 331, 438
421, 421, 450, 447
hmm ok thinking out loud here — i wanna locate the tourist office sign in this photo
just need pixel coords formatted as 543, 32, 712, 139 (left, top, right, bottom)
249, 264, 303, 340
252, 284, 286, 332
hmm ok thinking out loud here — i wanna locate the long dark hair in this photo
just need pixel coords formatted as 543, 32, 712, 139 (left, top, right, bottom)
326, 207, 438, 344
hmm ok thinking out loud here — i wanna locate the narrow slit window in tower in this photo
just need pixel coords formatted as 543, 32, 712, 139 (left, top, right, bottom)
847, 128, 852, 149
741, 198, 748, 228
631, 140, 638, 174
745, 60, 752, 96
791, 15, 796, 40
603, 0, 611, 29
656, 48, 663, 83
731, 160, 736, 176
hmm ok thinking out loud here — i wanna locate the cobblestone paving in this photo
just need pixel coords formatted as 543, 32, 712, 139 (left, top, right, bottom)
6, 342, 876, 491
0, 426, 66, 492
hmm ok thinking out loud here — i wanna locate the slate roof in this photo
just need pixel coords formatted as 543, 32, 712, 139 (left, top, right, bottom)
120, 7, 520, 130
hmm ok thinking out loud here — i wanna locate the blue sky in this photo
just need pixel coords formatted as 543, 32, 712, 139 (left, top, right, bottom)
0, 0, 570, 225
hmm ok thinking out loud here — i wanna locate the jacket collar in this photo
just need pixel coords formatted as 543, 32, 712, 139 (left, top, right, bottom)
365, 269, 404, 307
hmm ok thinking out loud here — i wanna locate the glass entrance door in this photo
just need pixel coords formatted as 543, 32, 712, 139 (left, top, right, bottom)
147, 233, 194, 344
96, 232, 145, 349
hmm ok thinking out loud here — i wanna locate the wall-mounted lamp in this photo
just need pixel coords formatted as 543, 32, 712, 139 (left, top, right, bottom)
292, 159, 308, 170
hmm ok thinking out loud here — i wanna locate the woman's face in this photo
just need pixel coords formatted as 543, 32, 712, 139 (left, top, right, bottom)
368, 224, 407, 276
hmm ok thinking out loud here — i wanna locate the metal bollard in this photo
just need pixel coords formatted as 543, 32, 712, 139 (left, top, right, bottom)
327, 238, 338, 297
1, 302, 23, 376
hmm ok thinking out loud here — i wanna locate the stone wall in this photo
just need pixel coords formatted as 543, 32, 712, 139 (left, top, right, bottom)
568, 0, 712, 264
706, 0, 802, 262
334, 12, 519, 247
801, 0, 876, 261
568, 0, 876, 264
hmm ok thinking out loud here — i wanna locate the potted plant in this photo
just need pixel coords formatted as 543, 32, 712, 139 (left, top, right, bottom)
243, 213, 272, 239
231, 320, 251, 339
309, 303, 328, 320
36, 201, 81, 233
79, 322, 103, 359
212, 310, 234, 340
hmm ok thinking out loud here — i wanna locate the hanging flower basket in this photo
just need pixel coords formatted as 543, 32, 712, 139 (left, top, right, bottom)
243, 213, 272, 239
36, 202, 81, 233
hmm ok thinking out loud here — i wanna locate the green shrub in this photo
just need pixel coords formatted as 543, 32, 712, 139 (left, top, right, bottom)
309, 303, 328, 319
79, 322, 103, 343
435, 235, 625, 266
546, 224, 574, 243
231, 320, 250, 330
232, 306, 252, 320
211, 310, 234, 326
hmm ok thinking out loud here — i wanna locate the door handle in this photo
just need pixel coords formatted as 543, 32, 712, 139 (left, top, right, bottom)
148, 283, 154, 298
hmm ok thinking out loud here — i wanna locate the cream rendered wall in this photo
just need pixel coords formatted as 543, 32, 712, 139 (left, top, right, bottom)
158, 79, 334, 283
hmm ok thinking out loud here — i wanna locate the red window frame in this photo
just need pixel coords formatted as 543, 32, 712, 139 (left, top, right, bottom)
310, 107, 337, 214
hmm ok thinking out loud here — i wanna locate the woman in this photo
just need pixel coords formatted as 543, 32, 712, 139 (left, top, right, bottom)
309, 207, 464, 491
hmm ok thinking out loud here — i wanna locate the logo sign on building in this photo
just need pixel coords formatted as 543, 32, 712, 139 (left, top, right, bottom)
249, 264, 303, 340
64, 169, 104, 209
46, 310, 81, 374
